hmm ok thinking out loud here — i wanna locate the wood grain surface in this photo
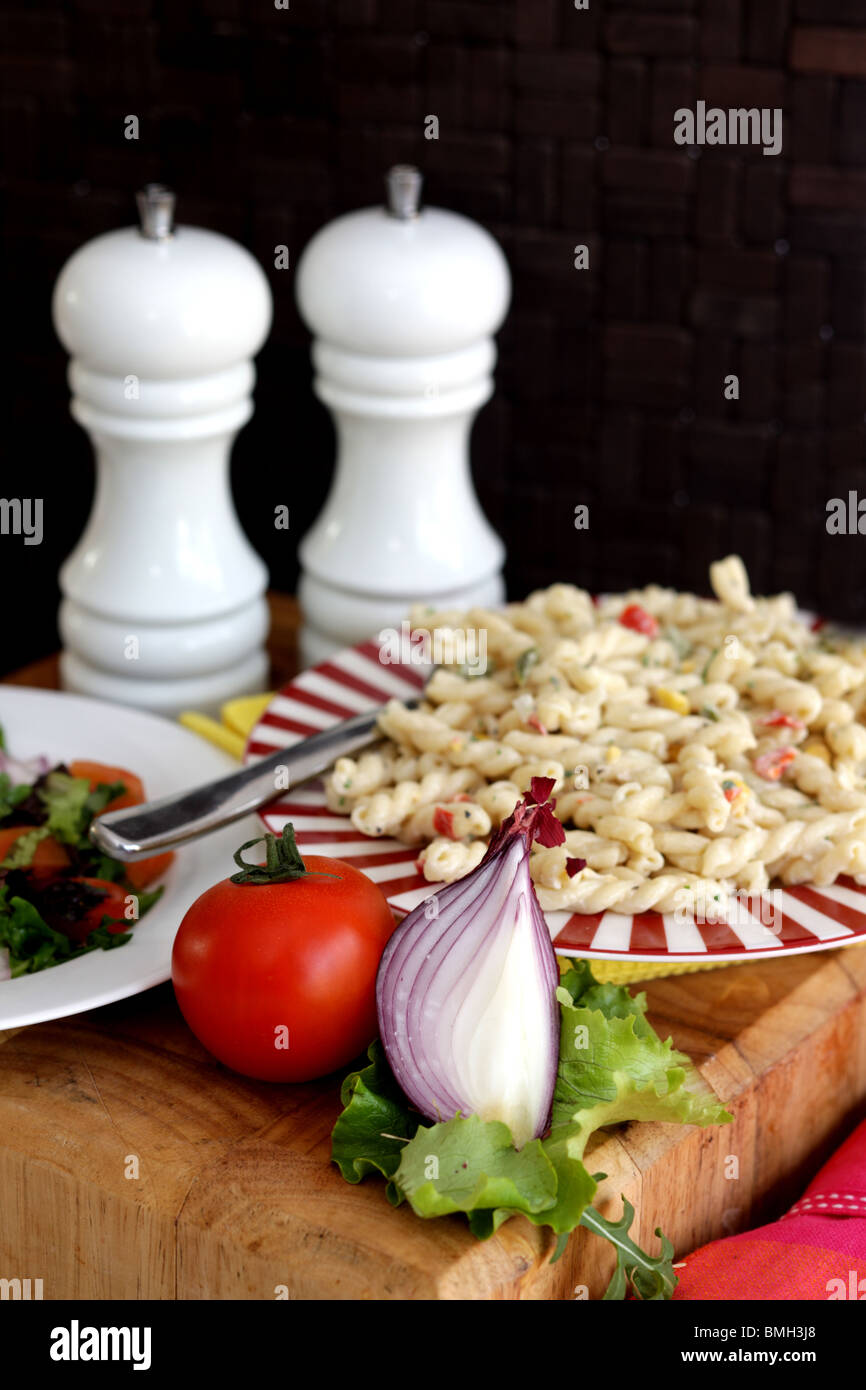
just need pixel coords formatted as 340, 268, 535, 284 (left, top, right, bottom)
2, 947, 865, 1300
2, 610, 866, 1299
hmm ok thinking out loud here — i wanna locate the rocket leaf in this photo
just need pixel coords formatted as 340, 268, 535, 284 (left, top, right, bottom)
580, 1196, 678, 1301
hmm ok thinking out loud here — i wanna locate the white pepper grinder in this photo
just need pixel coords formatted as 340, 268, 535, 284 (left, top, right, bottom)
52, 185, 273, 716
295, 166, 510, 666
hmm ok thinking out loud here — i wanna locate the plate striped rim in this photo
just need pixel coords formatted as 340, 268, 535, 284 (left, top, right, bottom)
245, 642, 866, 962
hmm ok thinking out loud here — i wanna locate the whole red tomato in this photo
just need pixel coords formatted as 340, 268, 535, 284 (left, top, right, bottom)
171, 828, 397, 1082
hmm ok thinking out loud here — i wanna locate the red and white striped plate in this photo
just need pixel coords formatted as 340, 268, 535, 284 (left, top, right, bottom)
245, 641, 866, 963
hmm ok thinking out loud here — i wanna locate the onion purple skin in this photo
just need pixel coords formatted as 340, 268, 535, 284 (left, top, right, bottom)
375, 833, 561, 1147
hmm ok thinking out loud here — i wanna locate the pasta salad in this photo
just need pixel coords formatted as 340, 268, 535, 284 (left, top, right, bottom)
325, 557, 866, 916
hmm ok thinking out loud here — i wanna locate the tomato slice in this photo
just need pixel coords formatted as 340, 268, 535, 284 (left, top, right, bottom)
33, 876, 131, 944
0, 827, 70, 873
75, 877, 131, 932
125, 852, 174, 889
1, 763, 173, 897
68, 760, 145, 811
66, 760, 174, 884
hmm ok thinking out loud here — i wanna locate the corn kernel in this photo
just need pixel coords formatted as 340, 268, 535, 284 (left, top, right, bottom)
722, 776, 748, 801
803, 739, 831, 764
605, 745, 621, 763
654, 687, 690, 715
680, 659, 696, 673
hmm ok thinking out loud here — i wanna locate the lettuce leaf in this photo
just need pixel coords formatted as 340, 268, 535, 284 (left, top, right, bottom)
0, 770, 127, 871
1, 825, 51, 869
0, 888, 133, 977
551, 965, 731, 1162
39, 771, 127, 845
331, 1041, 419, 1203
0, 772, 32, 822
0, 892, 74, 976
330, 961, 732, 1298
398, 1115, 560, 1239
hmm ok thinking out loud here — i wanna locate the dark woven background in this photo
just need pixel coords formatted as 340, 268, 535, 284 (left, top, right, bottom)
3, 0, 866, 671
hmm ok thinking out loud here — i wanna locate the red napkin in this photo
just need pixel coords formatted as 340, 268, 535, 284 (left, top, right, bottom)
673, 1117, 866, 1300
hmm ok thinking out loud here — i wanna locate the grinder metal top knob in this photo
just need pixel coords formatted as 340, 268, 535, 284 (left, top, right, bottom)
52, 185, 273, 715
294, 165, 511, 665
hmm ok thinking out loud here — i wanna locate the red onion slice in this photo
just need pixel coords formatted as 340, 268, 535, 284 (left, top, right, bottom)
376, 782, 562, 1149
0, 749, 50, 785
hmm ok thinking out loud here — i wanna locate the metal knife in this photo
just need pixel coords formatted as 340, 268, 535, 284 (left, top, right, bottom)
89, 704, 404, 862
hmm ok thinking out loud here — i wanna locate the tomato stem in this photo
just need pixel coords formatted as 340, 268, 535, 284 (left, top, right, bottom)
230, 822, 339, 886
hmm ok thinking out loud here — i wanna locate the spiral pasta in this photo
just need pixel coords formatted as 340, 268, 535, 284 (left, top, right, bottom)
324, 556, 866, 913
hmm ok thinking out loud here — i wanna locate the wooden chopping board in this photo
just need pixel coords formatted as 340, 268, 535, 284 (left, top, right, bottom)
2, 944, 866, 1300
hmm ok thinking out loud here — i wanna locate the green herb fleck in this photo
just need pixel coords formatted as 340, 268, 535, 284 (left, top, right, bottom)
663, 627, 692, 662
700, 648, 718, 681
515, 648, 540, 686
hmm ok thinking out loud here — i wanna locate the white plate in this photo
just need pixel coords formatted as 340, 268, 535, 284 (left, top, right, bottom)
0, 687, 260, 1029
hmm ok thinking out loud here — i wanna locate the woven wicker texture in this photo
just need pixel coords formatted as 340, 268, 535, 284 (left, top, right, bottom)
3, 2, 865, 665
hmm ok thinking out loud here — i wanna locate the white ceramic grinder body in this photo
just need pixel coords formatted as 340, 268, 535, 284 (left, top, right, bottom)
295, 166, 510, 666
52, 185, 272, 716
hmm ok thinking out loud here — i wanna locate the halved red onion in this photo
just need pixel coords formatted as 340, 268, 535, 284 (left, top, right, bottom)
376, 779, 563, 1149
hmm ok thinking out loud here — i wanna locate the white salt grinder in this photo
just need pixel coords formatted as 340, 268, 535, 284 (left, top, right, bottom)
52, 185, 272, 716
295, 166, 510, 666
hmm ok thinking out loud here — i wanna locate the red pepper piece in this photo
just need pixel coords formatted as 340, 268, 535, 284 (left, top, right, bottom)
432, 806, 456, 838
758, 711, 805, 731
619, 603, 659, 638
754, 747, 797, 781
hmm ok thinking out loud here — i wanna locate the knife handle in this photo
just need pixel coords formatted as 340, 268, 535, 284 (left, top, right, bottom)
89, 705, 391, 861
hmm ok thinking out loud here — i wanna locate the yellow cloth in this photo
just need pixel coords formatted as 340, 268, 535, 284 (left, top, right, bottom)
176, 692, 812, 986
